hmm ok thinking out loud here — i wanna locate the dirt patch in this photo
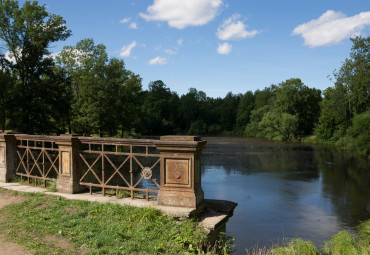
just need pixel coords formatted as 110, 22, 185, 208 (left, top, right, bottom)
45, 235, 75, 250
64, 207, 78, 214
35, 200, 52, 210
0, 191, 25, 210
0, 191, 30, 255
45, 235, 87, 254
0, 234, 31, 255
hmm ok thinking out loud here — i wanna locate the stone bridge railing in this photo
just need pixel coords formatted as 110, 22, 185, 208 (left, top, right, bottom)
0, 133, 206, 209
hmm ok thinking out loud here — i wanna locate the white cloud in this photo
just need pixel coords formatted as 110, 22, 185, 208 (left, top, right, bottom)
120, 41, 137, 57
120, 17, 130, 24
4, 47, 24, 64
57, 48, 91, 66
49, 51, 60, 60
129, 22, 138, 29
165, 49, 176, 55
217, 14, 259, 40
217, 42, 232, 54
140, 0, 223, 29
292, 10, 370, 47
148, 56, 168, 65
177, 38, 183, 46
4, 51, 17, 64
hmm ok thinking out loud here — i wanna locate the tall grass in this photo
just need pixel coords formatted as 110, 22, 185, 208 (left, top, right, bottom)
246, 220, 369, 255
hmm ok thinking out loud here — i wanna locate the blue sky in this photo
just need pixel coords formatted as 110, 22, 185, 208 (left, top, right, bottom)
26, 0, 370, 98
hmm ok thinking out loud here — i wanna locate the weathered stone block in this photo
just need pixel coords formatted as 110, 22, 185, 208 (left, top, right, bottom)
0, 134, 17, 182
55, 135, 84, 193
155, 136, 206, 208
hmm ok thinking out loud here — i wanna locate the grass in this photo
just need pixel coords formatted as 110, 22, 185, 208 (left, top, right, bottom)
246, 220, 370, 255
0, 188, 230, 255
10, 176, 58, 192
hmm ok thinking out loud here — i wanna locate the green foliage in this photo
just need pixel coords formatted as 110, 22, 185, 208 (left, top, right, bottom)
345, 110, 370, 158
315, 86, 349, 140
315, 36, 370, 157
249, 220, 370, 255
271, 239, 318, 255
188, 120, 206, 135
0, 64, 14, 131
179, 88, 207, 133
0, 0, 71, 133
57, 38, 142, 136
273, 78, 321, 135
324, 231, 359, 255
259, 111, 298, 141
220, 92, 241, 131
236, 91, 254, 128
245, 79, 320, 140
245, 105, 270, 137
140, 80, 176, 135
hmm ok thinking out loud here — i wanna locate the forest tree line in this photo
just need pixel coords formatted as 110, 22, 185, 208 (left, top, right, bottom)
0, 1, 369, 157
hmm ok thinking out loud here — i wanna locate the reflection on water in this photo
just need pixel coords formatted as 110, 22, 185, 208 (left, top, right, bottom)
201, 137, 370, 254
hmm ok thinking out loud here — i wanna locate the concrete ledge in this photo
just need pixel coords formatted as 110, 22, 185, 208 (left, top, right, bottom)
0, 182, 196, 218
0, 182, 49, 193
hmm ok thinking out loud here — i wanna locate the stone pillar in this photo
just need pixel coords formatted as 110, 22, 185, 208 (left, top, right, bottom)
56, 135, 83, 193
0, 133, 17, 182
155, 136, 207, 209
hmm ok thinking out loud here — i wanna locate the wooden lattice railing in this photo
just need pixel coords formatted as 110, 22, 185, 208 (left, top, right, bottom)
0, 133, 206, 208
15, 135, 60, 186
78, 137, 160, 199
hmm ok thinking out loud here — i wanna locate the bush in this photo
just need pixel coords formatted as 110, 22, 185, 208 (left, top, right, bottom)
346, 110, 370, 158
271, 239, 318, 255
188, 120, 206, 135
324, 231, 358, 255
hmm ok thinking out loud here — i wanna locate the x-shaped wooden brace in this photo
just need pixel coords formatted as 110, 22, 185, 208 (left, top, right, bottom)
104, 154, 131, 187
79, 153, 102, 184
27, 149, 43, 177
16, 149, 28, 174
44, 150, 59, 177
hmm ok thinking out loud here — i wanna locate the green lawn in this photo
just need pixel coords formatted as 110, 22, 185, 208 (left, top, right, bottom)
0, 188, 228, 255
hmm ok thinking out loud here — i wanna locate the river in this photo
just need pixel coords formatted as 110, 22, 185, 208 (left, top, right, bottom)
200, 137, 370, 254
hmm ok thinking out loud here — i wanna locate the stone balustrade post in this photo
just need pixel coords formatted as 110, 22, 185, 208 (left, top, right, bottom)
0, 133, 17, 182
155, 136, 207, 209
56, 135, 84, 193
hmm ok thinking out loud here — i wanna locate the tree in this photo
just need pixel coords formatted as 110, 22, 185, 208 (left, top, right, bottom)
273, 78, 321, 135
117, 71, 142, 137
0, 0, 71, 133
58, 38, 142, 136
254, 86, 276, 110
0, 61, 13, 131
335, 36, 370, 116
179, 88, 207, 132
315, 86, 348, 139
58, 39, 108, 135
245, 105, 270, 137
259, 110, 298, 141
236, 90, 254, 128
140, 80, 174, 134
316, 36, 370, 141
346, 110, 370, 158
220, 92, 241, 132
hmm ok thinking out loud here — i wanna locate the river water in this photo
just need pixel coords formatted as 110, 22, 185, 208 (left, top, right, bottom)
201, 137, 369, 254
